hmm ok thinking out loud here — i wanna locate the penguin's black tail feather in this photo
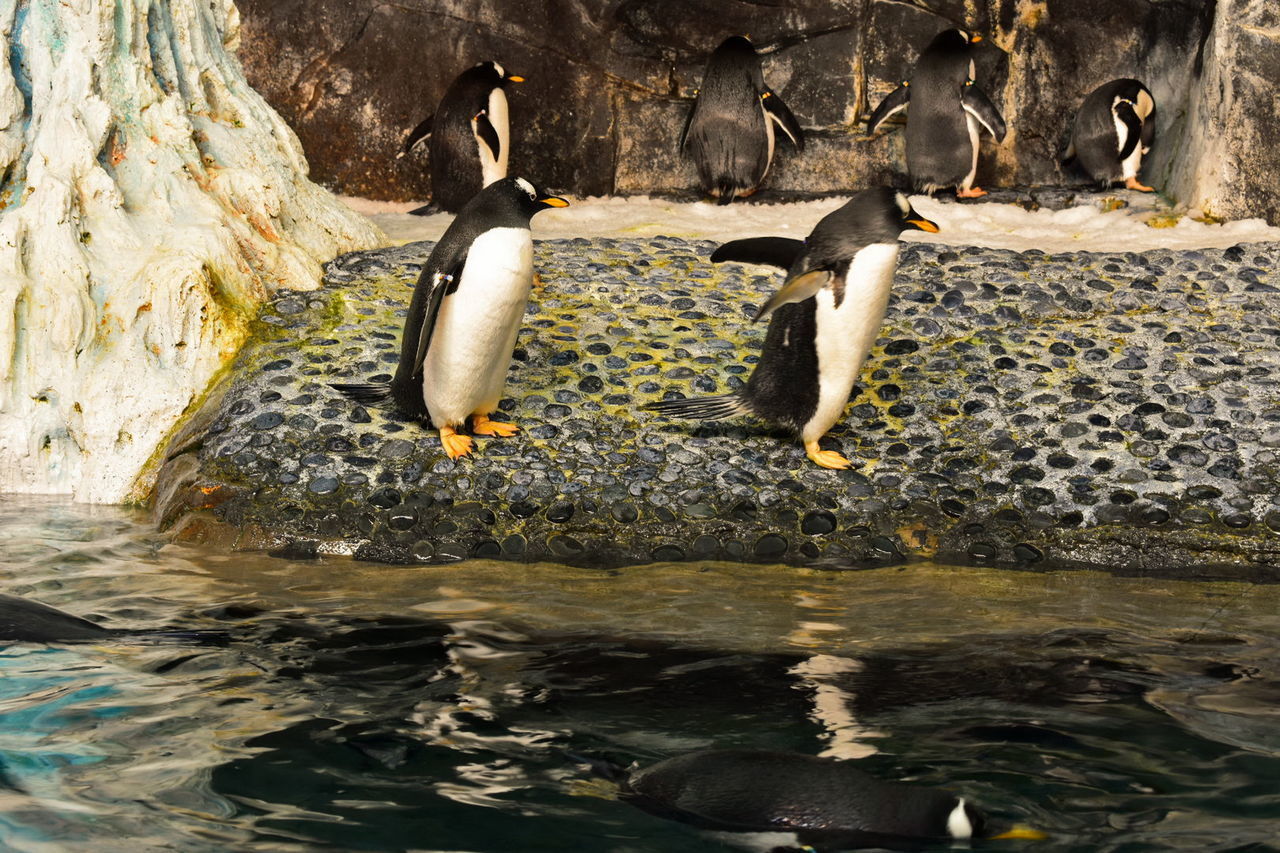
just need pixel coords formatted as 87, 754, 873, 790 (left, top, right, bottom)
329, 382, 393, 405
643, 394, 747, 421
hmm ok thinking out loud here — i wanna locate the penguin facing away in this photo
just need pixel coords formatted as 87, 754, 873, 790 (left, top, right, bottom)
682, 35, 805, 205
643, 187, 937, 470
1064, 79, 1156, 192
401, 60, 524, 213
330, 177, 568, 460
584, 749, 1044, 850
866, 28, 1006, 198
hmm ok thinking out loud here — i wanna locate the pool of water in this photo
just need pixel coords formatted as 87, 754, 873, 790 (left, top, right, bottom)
0, 494, 1277, 851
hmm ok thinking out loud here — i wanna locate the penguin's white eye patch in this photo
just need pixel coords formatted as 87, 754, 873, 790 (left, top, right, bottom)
492, 61, 505, 78
895, 193, 910, 215
957, 29, 969, 42
515, 177, 536, 198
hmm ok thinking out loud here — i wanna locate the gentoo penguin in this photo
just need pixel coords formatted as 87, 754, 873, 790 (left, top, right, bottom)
331, 177, 568, 460
866, 28, 1006, 198
1064, 79, 1156, 192
580, 749, 1043, 849
644, 188, 937, 470
682, 35, 804, 204
401, 60, 524, 213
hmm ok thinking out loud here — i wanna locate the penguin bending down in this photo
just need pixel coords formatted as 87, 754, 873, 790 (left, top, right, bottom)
866, 28, 1005, 198
644, 188, 936, 470
1064, 79, 1156, 192
331, 177, 568, 460
401, 60, 524, 213
581, 749, 1044, 850
683, 36, 804, 204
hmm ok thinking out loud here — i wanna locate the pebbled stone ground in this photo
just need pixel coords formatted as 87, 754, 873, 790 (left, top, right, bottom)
154, 232, 1280, 576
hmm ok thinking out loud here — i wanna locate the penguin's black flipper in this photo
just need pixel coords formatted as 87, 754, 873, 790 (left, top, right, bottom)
401, 114, 434, 156
643, 394, 748, 421
762, 88, 804, 151
1114, 101, 1143, 161
866, 83, 909, 134
329, 383, 393, 404
678, 100, 695, 153
473, 110, 501, 162
711, 237, 805, 270
408, 202, 441, 216
962, 85, 1006, 142
755, 269, 832, 321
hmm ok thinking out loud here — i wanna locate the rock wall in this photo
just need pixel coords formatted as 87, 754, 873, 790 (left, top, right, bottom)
233, 0, 1278, 218
0, 0, 382, 503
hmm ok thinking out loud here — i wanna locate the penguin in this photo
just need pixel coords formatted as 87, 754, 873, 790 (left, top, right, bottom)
579, 749, 1043, 850
682, 35, 804, 204
0, 593, 226, 644
643, 187, 937, 470
330, 177, 568, 460
1064, 79, 1156, 192
866, 28, 1006, 198
401, 60, 524, 213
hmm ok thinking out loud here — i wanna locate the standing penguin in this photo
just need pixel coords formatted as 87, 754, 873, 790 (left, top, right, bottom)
682, 35, 805, 204
1064, 79, 1156, 192
582, 749, 1042, 849
330, 177, 568, 460
401, 61, 524, 213
866, 28, 1006, 198
643, 188, 937, 469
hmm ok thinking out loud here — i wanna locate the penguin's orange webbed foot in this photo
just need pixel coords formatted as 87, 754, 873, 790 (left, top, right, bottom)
805, 441, 853, 470
1125, 177, 1155, 193
472, 414, 519, 437
440, 426, 474, 460
532, 273, 545, 290
956, 186, 988, 199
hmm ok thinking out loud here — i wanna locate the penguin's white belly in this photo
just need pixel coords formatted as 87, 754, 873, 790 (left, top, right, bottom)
1115, 112, 1143, 180
479, 87, 510, 187
804, 243, 900, 442
962, 111, 980, 190
422, 227, 532, 426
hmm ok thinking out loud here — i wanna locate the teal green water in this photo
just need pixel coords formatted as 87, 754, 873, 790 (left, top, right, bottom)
0, 495, 1277, 851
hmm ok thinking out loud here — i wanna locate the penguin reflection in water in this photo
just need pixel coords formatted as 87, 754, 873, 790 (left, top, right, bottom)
1064, 79, 1157, 192
401, 60, 524, 213
683, 35, 804, 204
645, 188, 937, 470
867, 28, 1006, 198
331, 177, 568, 460
583, 749, 1045, 851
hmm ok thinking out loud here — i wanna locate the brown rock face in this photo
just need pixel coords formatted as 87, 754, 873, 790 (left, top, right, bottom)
235, 0, 1280, 224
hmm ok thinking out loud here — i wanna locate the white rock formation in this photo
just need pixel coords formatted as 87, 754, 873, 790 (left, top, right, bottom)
0, 0, 382, 502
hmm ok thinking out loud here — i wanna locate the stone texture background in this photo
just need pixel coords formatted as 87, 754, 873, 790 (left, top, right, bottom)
233, 0, 1277, 221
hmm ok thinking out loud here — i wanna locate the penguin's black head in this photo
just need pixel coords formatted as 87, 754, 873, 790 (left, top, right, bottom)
476, 60, 524, 87
931, 27, 982, 51
716, 35, 756, 53
506, 176, 569, 217
889, 188, 940, 236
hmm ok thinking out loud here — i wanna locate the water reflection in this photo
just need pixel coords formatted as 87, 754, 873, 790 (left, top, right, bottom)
0, 495, 1277, 851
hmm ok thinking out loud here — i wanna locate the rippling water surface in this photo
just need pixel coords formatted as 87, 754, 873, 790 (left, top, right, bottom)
0, 495, 1278, 851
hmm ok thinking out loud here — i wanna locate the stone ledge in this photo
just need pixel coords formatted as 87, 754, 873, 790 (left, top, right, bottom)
153, 235, 1280, 577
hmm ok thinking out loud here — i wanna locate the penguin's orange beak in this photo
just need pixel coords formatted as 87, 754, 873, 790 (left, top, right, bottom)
539, 195, 569, 208
970, 34, 983, 43
908, 218, 939, 233
991, 824, 1048, 841
507, 75, 525, 83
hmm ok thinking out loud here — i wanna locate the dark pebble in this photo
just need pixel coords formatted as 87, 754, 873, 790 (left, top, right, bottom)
801, 511, 837, 535
250, 412, 284, 430
754, 534, 788, 559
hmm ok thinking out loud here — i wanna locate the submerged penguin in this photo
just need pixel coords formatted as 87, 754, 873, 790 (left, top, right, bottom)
0, 593, 225, 645
401, 60, 524, 213
582, 749, 1042, 850
683, 35, 804, 204
644, 187, 936, 470
331, 177, 568, 460
866, 28, 1005, 198
1064, 79, 1156, 192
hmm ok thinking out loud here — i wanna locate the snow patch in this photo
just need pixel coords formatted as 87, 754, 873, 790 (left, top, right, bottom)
342, 193, 1280, 252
